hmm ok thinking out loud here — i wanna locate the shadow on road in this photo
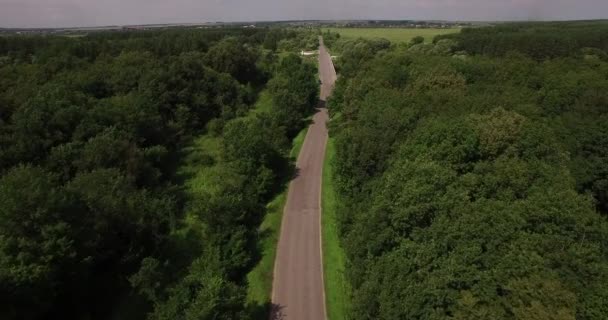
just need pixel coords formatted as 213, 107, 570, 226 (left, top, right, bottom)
269, 303, 286, 320
292, 167, 301, 180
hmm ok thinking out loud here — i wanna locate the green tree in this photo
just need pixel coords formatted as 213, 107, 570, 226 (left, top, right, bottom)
204, 37, 260, 84
409, 36, 425, 46
0, 165, 75, 320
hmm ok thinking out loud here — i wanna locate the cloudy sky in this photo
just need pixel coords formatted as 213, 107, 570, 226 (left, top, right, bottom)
1, 0, 607, 28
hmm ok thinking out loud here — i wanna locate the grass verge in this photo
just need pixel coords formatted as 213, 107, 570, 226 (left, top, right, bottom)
290, 127, 307, 159
322, 138, 351, 320
246, 191, 287, 306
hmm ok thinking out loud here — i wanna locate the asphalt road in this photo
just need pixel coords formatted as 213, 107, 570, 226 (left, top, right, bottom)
270, 37, 336, 320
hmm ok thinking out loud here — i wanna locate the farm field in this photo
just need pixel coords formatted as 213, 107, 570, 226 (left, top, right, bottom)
326, 27, 460, 43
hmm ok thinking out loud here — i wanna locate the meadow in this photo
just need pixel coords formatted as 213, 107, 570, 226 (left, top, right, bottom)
325, 27, 460, 43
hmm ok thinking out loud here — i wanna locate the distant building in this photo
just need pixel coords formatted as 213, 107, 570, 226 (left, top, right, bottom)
301, 50, 317, 56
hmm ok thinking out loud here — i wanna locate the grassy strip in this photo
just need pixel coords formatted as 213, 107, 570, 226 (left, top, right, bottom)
179, 88, 273, 197
325, 27, 460, 44
177, 86, 313, 311
246, 191, 287, 306
251, 90, 273, 115
322, 138, 351, 320
177, 135, 222, 195
246, 125, 309, 306
175, 82, 314, 314
290, 127, 307, 159
175, 88, 282, 308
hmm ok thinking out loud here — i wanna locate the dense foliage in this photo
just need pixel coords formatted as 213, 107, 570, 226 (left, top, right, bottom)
328, 22, 608, 319
149, 52, 318, 320
0, 28, 318, 319
436, 21, 608, 60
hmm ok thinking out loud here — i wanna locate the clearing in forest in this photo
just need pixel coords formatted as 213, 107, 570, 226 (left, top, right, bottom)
325, 27, 460, 43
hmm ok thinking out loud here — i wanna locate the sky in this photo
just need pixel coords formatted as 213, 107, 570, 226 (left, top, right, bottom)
0, 0, 607, 28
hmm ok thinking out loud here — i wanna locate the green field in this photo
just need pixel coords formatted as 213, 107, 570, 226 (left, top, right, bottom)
322, 138, 351, 320
326, 27, 460, 43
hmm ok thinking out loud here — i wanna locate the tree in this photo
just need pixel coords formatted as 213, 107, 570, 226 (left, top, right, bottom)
409, 36, 425, 46
0, 27, 304, 320
328, 24, 608, 319
204, 37, 260, 84
268, 54, 318, 137
129, 257, 163, 302
150, 254, 246, 320
0, 165, 75, 320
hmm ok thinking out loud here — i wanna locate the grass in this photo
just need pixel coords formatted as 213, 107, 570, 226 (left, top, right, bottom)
246, 191, 287, 305
251, 90, 273, 115
322, 138, 351, 320
326, 27, 460, 44
178, 134, 222, 195
180, 88, 273, 194
290, 124, 308, 158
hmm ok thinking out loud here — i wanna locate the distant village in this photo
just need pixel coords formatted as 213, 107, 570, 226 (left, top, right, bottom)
282, 20, 472, 28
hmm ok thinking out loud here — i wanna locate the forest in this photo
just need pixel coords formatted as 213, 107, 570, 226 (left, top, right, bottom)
326, 22, 608, 319
0, 28, 318, 319
3, 20, 608, 320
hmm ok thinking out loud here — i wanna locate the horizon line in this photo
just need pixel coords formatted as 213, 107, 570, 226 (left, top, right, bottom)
2, 18, 607, 31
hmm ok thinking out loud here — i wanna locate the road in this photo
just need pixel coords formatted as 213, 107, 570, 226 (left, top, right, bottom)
319, 37, 338, 100
271, 37, 336, 320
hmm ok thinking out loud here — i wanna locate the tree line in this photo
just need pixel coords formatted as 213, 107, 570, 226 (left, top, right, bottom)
435, 21, 608, 60
148, 51, 318, 320
0, 28, 318, 319
327, 22, 608, 319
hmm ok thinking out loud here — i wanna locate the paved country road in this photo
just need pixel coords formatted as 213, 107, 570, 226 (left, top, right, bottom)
270, 37, 337, 320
